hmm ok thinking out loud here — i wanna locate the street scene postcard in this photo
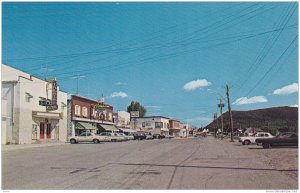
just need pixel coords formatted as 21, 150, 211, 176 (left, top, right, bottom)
1, 1, 298, 191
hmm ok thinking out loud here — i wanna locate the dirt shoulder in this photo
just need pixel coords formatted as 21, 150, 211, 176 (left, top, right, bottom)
223, 137, 298, 181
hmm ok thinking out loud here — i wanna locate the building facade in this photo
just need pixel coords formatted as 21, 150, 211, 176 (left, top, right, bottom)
1, 64, 68, 144
180, 123, 189, 138
68, 95, 117, 136
114, 111, 131, 128
133, 116, 170, 136
169, 119, 181, 137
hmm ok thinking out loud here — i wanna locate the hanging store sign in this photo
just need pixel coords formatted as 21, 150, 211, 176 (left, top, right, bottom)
46, 78, 58, 111
130, 111, 139, 118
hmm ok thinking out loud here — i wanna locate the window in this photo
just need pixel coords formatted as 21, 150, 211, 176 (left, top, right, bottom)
25, 93, 33, 102
164, 123, 166, 128
142, 122, 145, 127
82, 107, 88, 117
108, 112, 112, 121
61, 102, 67, 110
155, 122, 160, 128
265, 134, 269, 137
92, 109, 96, 118
75, 105, 81, 116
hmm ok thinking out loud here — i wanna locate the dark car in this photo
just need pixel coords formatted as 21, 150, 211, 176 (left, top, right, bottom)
255, 132, 298, 149
133, 132, 146, 140
153, 134, 165, 139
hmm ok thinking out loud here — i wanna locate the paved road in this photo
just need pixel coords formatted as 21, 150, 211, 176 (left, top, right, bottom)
2, 137, 297, 189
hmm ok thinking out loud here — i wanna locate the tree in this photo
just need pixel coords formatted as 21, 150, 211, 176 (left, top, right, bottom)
127, 101, 147, 117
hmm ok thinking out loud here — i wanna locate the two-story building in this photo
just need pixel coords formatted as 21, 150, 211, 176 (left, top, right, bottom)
1, 64, 68, 144
133, 116, 170, 136
169, 119, 181, 137
68, 95, 118, 136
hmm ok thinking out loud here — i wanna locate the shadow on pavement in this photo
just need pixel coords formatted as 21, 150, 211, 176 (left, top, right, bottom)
113, 162, 298, 172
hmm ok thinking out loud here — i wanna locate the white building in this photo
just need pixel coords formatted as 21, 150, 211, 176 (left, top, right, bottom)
114, 111, 130, 128
180, 123, 189, 138
133, 116, 170, 136
1, 64, 68, 144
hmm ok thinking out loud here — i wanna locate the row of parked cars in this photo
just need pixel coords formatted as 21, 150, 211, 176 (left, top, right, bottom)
238, 132, 298, 148
68, 131, 156, 144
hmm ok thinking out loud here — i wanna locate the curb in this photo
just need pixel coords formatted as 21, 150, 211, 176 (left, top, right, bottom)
2, 143, 69, 152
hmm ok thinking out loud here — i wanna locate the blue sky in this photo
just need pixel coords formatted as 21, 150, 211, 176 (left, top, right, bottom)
3, 2, 298, 127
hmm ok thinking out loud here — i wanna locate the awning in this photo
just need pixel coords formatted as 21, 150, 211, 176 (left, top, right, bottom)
76, 122, 97, 130
161, 128, 169, 132
118, 128, 137, 133
99, 124, 119, 132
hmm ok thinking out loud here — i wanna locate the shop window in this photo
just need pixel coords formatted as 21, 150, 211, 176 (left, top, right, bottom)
75, 105, 81, 116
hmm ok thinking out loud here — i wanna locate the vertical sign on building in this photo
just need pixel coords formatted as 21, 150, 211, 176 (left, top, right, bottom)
46, 78, 58, 111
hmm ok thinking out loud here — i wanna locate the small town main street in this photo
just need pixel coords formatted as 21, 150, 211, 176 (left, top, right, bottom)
2, 137, 298, 190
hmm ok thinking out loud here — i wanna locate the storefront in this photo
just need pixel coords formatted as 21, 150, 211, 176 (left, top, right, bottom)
75, 121, 97, 135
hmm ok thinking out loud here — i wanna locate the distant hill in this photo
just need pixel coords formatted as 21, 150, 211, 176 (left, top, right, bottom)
206, 106, 298, 133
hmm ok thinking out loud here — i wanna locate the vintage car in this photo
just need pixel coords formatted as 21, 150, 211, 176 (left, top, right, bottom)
118, 133, 134, 140
133, 132, 147, 140
238, 132, 274, 145
255, 132, 298, 148
68, 132, 110, 144
99, 132, 125, 142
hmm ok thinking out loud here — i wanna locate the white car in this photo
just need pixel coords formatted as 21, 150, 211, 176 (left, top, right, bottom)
99, 132, 125, 142
118, 133, 134, 140
239, 132, 274, 145
69, 132, 110, 144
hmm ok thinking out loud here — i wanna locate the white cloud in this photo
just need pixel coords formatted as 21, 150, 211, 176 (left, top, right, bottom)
145, 106, 161, 109
233, 96, 267, 105
109, 92, 128, 98
289, 104, 298, 107
183, 79, 212, 91
115, 82, 127, 86
273, 83, 298, 96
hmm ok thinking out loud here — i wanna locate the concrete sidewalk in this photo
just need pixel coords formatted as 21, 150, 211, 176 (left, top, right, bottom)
2, 142, 69, 151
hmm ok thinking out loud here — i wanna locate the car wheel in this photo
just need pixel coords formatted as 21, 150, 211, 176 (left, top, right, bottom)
70, 139, 76, 144
93, 139, 99, 144
244, 140, 250, 145
262, 143, 270, 149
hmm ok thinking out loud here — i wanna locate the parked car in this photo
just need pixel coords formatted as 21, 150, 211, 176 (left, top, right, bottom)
165, 135, 174, 139
238, 132, 274, 145
145, 133, 154, 140
117, 133, 134, 141
119, 133, 134, 140
133, 132, 146, 140
99, 132, 125, 142
68, 132, 109, 144
256, 132, 298, 148
153, 134, 165, 139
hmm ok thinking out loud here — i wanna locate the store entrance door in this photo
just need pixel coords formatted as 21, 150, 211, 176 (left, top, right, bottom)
46, 123, 51, 139
40, 123, 45, 139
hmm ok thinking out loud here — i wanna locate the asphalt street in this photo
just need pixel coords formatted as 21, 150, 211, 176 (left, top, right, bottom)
2, 137, 298, 189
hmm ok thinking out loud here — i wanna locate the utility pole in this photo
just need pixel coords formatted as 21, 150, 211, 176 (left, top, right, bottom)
226, 84, 234, 142
216, 113, 219, 138
213, 113, 216, 138
218, 97, 224, 140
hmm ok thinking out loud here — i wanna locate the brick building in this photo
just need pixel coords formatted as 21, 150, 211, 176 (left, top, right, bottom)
68, 95, 117, 136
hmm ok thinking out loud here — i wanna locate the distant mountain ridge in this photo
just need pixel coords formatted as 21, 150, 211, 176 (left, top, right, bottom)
206, 106, 298, 132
